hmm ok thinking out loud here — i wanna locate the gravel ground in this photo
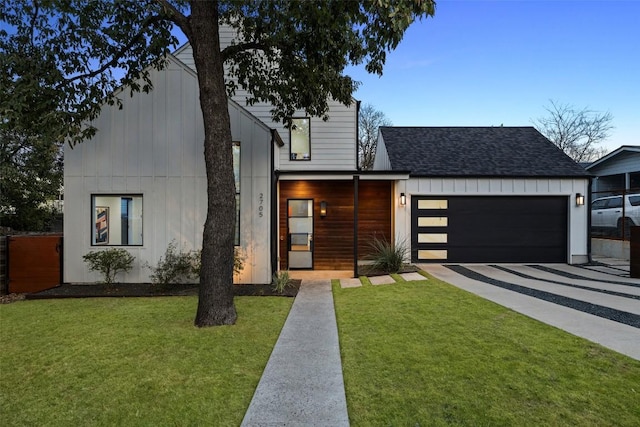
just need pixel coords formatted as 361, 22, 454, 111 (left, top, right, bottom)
447, 265, 640, 328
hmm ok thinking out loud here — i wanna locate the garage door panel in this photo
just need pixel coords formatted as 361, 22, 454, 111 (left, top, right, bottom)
445, 246, 566, 263
413, 196, 567, 263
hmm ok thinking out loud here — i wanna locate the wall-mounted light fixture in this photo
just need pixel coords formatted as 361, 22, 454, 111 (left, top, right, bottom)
400, 193, 406, 206
320, 201, 327, 218
576, 193, 585, 206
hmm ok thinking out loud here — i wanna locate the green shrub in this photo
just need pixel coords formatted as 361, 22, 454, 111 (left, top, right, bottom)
147, 241, 199, 286
233, 247, 246, 276
367, 236, 408, 274
191, 247, 246, 277
272, 270, 292, 294
82, 248, 134, 285
148, 243, 246, 286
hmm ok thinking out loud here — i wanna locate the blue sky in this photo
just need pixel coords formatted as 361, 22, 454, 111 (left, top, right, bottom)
346, 0, 639, 154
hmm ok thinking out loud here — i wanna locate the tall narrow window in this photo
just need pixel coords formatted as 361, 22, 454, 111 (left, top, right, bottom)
233, 142, 240, 246
290, 118, 310, 161
92, 195, 143, 246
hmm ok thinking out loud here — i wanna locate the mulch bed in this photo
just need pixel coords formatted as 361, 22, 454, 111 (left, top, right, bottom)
6, 280, 301, 302
2, 265, 418, 304
357, 264, 419, 277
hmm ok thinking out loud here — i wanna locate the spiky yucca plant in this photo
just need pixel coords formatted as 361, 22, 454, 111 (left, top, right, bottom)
367, 236, 408, 274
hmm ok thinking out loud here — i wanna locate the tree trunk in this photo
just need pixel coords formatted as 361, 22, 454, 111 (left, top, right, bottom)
190, 1, 237, 326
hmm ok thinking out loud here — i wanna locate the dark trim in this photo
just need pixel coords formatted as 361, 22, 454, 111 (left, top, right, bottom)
276, 169, 411, 176
289, 117, 311, 161
271, 129, 284, 147
233, 141, 241, 247
408, 173, 592, 179
90, 194, 144, 247
270, 137, 278, 275
353, 176, 359, 278
356, 100, 361, 171
286, 199, 314, 270
587, 177, 593, 263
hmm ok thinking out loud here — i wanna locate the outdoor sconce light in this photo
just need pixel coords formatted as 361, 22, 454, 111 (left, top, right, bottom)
576, 193, 585, 206
400, 193, 406, 206
320, 201, 327, 218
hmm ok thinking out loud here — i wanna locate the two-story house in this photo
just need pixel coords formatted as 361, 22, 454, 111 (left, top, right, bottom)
64, 30, 592, 285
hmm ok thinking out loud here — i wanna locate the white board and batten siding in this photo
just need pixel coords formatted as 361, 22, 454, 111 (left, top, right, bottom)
64, 55, 273, 284
392, 177, 590, 264
175, 33, 358, 172
373, 133, 392, 170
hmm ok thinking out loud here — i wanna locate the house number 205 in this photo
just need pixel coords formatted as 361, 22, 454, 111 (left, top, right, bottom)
258, 193, 264, 217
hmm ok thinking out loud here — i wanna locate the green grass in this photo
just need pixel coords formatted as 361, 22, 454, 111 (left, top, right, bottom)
333, 277, 640, 426
0, 296, 292, 426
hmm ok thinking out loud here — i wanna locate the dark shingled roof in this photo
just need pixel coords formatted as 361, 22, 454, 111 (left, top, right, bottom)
379, 126, 591, 177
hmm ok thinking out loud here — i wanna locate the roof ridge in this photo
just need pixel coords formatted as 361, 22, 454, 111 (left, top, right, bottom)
380, 125, 536, 129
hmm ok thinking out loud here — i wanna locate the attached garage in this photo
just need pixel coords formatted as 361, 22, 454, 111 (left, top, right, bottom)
412, 196, 568, 263
374, 126, 591, 265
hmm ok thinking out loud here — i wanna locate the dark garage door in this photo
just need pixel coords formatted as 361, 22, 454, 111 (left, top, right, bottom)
412, 196, 568, 263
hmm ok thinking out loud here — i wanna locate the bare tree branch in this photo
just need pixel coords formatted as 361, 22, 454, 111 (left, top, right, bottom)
533, 100, 614, 163
359, 103, 392, 170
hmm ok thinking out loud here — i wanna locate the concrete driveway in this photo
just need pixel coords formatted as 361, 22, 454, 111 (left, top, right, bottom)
418, 262, 640, 361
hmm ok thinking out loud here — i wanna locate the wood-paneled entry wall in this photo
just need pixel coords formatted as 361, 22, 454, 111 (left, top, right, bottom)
279, 180, 391, 270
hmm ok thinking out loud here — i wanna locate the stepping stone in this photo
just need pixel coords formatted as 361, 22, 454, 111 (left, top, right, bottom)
369, 275, 396, 285
340, 278, 362, 288
400, 272, 426, 282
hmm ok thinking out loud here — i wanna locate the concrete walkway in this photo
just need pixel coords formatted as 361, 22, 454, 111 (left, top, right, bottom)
241, 279, 349, 427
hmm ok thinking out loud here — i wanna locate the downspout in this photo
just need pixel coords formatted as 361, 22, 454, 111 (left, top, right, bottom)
353, 175, 359, 278
355, 100, 361, 171
270, 130, 281, 276
587, 177, 593, 263
354, 100, 362, 276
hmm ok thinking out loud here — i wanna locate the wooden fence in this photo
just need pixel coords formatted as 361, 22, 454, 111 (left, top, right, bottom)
7, 234, 63, 294
0, 236, 7, 295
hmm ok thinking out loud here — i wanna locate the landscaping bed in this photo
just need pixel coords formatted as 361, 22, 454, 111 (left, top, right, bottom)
21, 280, 300, 300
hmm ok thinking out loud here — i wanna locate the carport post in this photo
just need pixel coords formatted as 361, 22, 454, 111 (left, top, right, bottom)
587, 177, 593, 263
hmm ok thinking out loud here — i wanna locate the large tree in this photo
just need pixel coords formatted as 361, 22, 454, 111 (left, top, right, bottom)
1, 0, 436, 326
533, 100, 614, 163
358, 103, 392, 170
0, 128, 62, 231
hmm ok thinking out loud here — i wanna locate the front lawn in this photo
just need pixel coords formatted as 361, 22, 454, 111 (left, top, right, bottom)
333, 277, 640, 426
0, 296, 292, 426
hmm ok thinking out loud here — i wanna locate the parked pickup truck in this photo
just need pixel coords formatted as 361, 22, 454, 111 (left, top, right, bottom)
591, 194, 640, 237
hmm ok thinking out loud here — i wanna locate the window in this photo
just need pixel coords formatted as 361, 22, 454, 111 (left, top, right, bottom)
233, 142, 240, 246
92, 195, 143, 245
607, 197, 623, 209
289, 118, 310, 160
591, 199, 607, 210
